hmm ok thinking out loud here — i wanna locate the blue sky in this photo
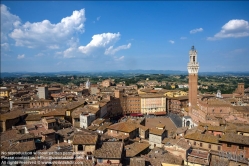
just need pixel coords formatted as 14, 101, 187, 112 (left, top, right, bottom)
1, 1, 249, 72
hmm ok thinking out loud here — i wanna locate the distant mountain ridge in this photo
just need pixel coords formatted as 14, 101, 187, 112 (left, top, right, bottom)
1, 70, 249, 78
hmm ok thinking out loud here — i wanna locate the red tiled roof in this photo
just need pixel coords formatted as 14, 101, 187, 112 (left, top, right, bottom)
42, 109, 66, 117
10, 141, 36, 153
73, 133, 98, 145
25, 114, 42, 121
108, 122, 137, 133
0, 110, 26, 121
93, 142, 123, 159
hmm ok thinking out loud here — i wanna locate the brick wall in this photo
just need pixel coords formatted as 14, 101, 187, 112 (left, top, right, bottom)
221, 143, 249, 158
189, 73, 198, 110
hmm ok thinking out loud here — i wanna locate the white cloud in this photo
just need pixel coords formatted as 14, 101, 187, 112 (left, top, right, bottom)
1, 43, 10, 57
1, 4, 21, 43
60, 33, 130, 59
207, 19, 249, 40
63, 47, 76, 58
2, 4, 132, 62
48, 45, 59, 49
93, 16, 101, 23
180, 37, 187, 40
169, 40, 175, 44
105, 43, 131, 55
58, 37, 82, 58
78, 32, 121, 54
8, 8, 86, 48
231, 48, 245, 54
114, 56, 125, 61
17, 54, 25, 59
190, 28, 203, 34
1, 43, 10, 51
35, 53, 45, 57
56, 51, 62, 54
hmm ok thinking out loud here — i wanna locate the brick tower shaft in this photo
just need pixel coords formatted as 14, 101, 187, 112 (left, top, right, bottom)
188, 74, 198, 108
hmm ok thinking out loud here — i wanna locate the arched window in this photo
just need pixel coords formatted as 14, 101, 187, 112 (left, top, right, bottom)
186, 121, 190, 127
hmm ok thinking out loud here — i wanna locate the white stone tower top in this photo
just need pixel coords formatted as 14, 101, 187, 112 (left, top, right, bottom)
85, 79, 91, 89
216, 90, 223, 98
187, 46, 199, 74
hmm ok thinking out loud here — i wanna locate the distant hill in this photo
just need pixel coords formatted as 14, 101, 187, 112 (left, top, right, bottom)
1, 70, 249, 78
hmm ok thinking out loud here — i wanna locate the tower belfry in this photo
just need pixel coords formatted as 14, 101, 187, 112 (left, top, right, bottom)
187, 46, 199, 111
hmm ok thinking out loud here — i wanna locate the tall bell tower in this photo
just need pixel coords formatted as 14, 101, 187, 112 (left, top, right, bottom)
187, 46, 199, 112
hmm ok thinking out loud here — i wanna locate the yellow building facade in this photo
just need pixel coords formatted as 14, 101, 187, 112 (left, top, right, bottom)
0, 89, 10, 98
164, 90, 187, 98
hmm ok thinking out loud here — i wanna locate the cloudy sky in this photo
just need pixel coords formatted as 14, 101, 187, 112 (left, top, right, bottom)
1, 1, 249, 72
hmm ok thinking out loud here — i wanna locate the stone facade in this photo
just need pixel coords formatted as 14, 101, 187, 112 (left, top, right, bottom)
80, 113, 95, 129
149, 129, 167, 148
140, 94, 166, 115
37, 86, 48, 99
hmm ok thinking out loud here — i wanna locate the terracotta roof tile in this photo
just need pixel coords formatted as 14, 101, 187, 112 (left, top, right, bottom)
125, 142, 150, 157
149, 127, 166, 136
25, 114, 42, 121
9, 141, 36, 153
48, 88, 61, 91
15, 133, 38, 141
42, 109, 66, 117
142, 147, 183, 165
92, 118, 106, 126
130, 158, 146, 166
72, 132, 98, 145
93, 141, 123, 159
188, 149, 209, 165
137, 125, 149, 131
0, 110, 26, 121
184, 132, 219, 144
41, 129, 55, 135
97, 122, 112, 131
108, 122, 137, 133
236, 125, 249, 133
175, 127, 188, 134
87, 125, 99, 131
164, 138, 191, 150
219, 133, 249, 145
0, 129, 20, 142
